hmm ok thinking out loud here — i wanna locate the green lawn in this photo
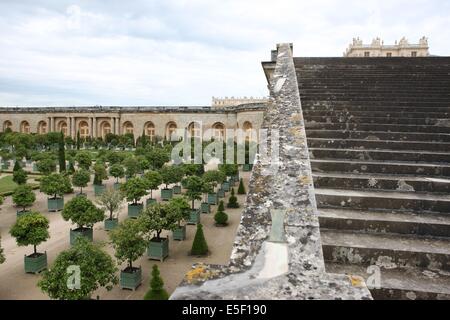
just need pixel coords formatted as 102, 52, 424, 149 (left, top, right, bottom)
0, 175, 17, 194
0, 175, 39, 196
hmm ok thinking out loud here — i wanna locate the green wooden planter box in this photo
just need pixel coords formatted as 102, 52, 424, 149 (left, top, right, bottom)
48, 197, 64, 212
222, 181, 230, 192
113, 182, 121, 190
173, 185, 182, 195
32, 163, 38, 172
228, 177, 237, 187
173, 225, 186, 241
1, 162, 10, 170
243, 164, 253, 172
16, 210, 31, 218
104, 218, 119, 231
161, 188, 173, 201
217, 189, 225, 198
147, 238, 169, 262
207, 193, 218, 205
24, 252, 48, 274
188, 209, 201, 225
70, 228, 93, 246
94, 184, 106, 196
128, 203, 143, 218
201, 202, 211, 214
120, 267, 142, 290
146, 198, 157, 207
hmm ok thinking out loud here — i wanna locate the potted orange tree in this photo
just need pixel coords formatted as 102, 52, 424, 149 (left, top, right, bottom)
40, 173, 72, 212
110, 219, 147, 291
167, 197, 191, 241
182, 175, 203, 225
140, 203, 177, 261
143, 170, 162, 206
10, 212, 50, 273
96, 188, 124, 231
62, 196, 104, 245
160, 165, 177, 201
121, 177, 147, 218
12, 185, 36, 217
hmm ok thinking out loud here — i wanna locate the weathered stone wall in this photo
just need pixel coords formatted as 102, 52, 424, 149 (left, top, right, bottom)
170, 44, 372, 300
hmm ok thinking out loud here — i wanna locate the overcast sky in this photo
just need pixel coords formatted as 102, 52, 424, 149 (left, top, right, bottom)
0, 0, 449, 106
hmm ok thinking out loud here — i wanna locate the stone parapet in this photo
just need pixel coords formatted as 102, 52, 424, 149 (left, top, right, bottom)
170, 43, 372, 300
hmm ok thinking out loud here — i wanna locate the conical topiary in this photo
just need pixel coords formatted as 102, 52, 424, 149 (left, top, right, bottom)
214, 201, 228, 226
144, 265, 169, 300
227, 188, 239, 209
237, 178, 246, 195
13, 160, 21, 172
191, 224, 208, 256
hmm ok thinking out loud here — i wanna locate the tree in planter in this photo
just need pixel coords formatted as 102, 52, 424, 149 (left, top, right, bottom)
37, 157, 57, 175
238, 178, 246, 195
13, 168, 28, 185
10, 212, 50, 272
146, 148, 170, 170
62, 196, 104, 244
219, 164, 239, 179
10, 212, 50, 256
160, 165, 178, 189
75, 151, 92, 170
139, 203, 178, 261
93, 162, 108, 195
40, 173, 72, 211
191, 223, 208, 256
96, 188, 124, 230
109, 163, 125, 184
182, 175, 203, 210
58, 132, 66, 172
123, 156, 139, 178
166, 197, 191, 240
144, 265, 169, 300
72, 169, 90, 195
121, 177, 147, 206
143, 170, 162, 200
227, 188, 240, 208
203, 170, 226, 192
214, 201, 229, 226
109, 218, 147, 290
76, 131, 81, 150
12, 185, 36, 214
38, 238, 117, 300
171, 165, 185, 192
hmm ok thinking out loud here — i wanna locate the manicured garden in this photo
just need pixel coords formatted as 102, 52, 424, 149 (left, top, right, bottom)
0, 129, 254, 300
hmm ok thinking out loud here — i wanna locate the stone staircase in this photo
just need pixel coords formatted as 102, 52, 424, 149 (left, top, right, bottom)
295, 57, 450, 300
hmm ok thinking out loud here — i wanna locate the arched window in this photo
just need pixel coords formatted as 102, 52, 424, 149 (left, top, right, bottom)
243, 121, 253, 142
20, 121, 30, 134
58, 121, 68, 136
78, 121, 89, 138
187, 122, 201, 138
100, 121, 111, 138
212, 122, 225, 141
37, 121, 48, 134
123, 122, 134, 135
145, 122, 155, 140
3, 120, 12, 132
166, 122, 177, 141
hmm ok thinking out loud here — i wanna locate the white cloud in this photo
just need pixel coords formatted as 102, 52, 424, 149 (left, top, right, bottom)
0, 0, 449, 106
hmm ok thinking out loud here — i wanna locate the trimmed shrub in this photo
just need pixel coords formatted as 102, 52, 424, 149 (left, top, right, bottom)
227, 188, 239, 209
191, 223, 208, 256
143, 265, 169, 300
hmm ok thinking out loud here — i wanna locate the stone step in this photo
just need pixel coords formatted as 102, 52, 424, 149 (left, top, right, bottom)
321, 229, 450, 271
303, 110, 450, 119
303, 105, 450, 113
318, 208, 450, 238
306, 130, 450, 142
306, 116, 446, 126
313, 172, 450, 193
315, 188, 450, 214
309, 148, 450, 163
303, 100, 450, 107
325, 263, 450, 300
306, 122, 450, 134
307, 138, 450, 152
